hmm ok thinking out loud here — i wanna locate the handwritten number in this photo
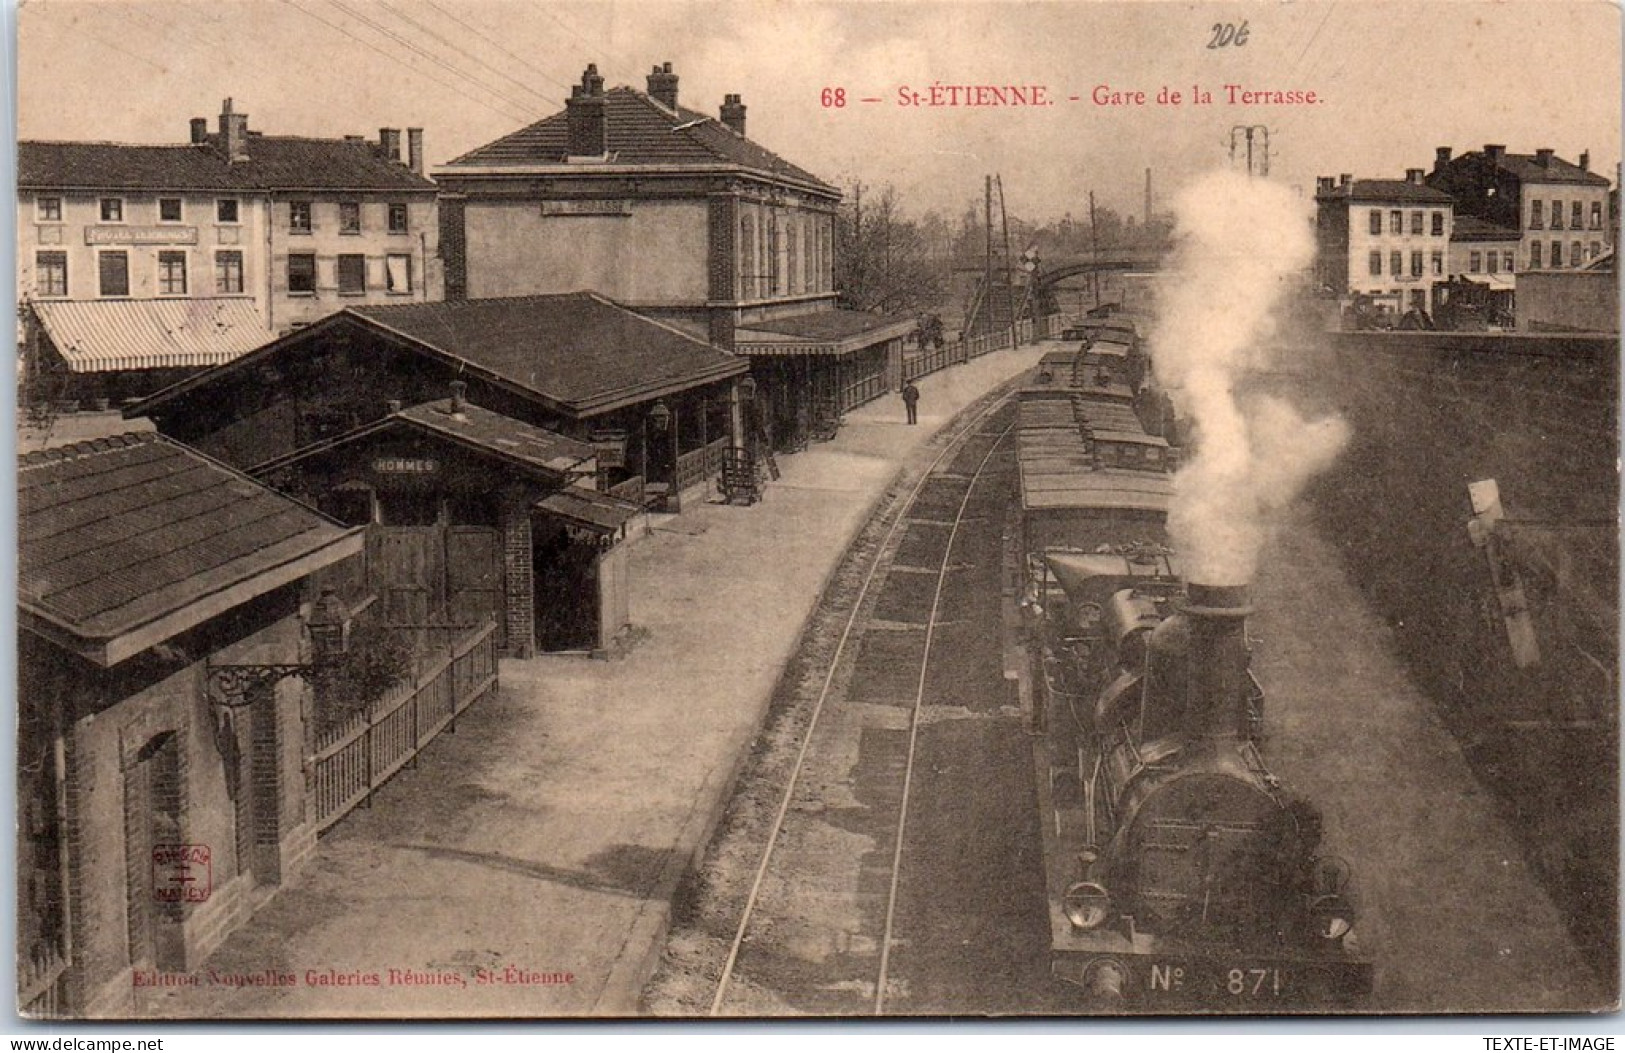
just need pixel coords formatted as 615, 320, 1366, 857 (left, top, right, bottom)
1207, 20, 1249, 48
820, 87, 847, 108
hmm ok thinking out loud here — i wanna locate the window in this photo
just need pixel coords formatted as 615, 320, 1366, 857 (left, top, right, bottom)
1389, 250, 1402, 277
1571, 241, 1582, 268
339, 202, 361, 234
1410, 250, 1422, 277
1431, 251, 1444, 276
100, 198, 124, 222
1388, 210, 1402, 234
1571, 201, 1583, 229
385, 253, 413, 293
218, 198, 240, 223
1530, 242, 1542, 268
159, 198, 183, 223
766, 218, 780, 294
288, 252, 316, 293
289, 201, 312, 233
1551, 241, 1562, 267
1591, 201, 1603, 229
37, 197, 61, 222
1410, 211, 1423, 235
1591, 242, 1602, 261
1550, 201, 1564, 230
786, 223, 799, 295
157, 251, 187, 295
1530, 200, 1543, 229
1468, 251, 1481, 273
1431, 211, 1444, 236
388, 203, 409, 234
338, 254, 366, 294
1368, 251, 1382, 276
1486, 252, 1498, 274
1504, 251, 1515, 272
98, 251, 129, 296
1369, 210, 1382, 235
215, 250, 244, 294
740, 215, 757, 299
35, 252, 67, 297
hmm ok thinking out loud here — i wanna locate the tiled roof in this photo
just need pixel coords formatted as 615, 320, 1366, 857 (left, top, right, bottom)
536, 487, 644, 535
351, 293, 748, 414
1341, 180, 1455, 204
394, 399, 593, 474
19, 432, 356, 664
1451, 215, 1521, 242
738, 308, 914, 341
444, 87, 835, 193
1466, 151, 1611, 187
32, 298, 268, 373
19, 137, 435, 192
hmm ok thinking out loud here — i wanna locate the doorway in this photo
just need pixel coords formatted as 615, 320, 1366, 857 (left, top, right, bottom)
533, 519, 601, 652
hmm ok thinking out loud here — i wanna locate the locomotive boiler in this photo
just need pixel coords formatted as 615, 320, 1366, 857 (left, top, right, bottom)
1030, 552, 1372, 1009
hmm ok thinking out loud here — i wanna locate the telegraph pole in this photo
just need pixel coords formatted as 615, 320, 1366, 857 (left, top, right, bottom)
996, 174, 1018, 351
1088, 190, 1100, 307
983, 175, 993, 336
1230, 125, 1271, 178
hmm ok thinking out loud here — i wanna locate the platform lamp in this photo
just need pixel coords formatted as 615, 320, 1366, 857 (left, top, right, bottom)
206, 586, 352, 711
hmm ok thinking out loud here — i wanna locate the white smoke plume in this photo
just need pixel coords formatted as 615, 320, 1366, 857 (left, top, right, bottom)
1149, 169, 1350, 586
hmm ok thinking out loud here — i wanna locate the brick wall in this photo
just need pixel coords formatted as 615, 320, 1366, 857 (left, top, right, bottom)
500, 486, 536, 658
440, 195, 467, 301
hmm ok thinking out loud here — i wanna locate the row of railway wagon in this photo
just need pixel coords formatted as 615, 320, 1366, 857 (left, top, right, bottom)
1012, 315, 1373, 1011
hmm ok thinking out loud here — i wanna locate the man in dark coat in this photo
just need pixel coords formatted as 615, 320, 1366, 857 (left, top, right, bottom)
901, 381, 920, 425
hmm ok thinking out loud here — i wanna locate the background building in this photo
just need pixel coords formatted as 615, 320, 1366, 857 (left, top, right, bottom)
18, 99, 442, 404
436, 62, 914, 451
1315, 170, 1455, 318
1427, 144, 1613, 272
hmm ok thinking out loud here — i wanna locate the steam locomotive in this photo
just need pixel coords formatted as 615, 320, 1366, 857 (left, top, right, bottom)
1016, 326, 1371, 1010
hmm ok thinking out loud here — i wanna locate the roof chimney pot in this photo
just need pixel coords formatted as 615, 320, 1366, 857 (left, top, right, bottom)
190, 118, 209, 144
1535, 148, 1555, 167
566, 65, 608, 156
647, 61, 679, 110
720, 93, 747, 136
219, 97, 250, 163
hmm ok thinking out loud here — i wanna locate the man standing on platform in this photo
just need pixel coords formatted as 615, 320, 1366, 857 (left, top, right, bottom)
901, 380, 920, 425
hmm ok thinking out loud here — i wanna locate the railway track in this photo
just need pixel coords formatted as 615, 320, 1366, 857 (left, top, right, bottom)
697, 397, 1027, 1016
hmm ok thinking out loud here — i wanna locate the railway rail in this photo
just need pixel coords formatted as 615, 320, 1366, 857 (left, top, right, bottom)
705, 397, 1019, 1016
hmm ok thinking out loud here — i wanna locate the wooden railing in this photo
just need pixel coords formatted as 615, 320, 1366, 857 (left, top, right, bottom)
902, 316, 1055, 384
840, 371, 888, 413
309, 620, 499, 834
17, 941, 68, 1017
675, 437, 730, 493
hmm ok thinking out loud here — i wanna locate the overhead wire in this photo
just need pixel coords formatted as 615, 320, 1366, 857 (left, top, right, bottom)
421, 0, 578, 95
376, 0, 565, 107
322, 0, 544, 120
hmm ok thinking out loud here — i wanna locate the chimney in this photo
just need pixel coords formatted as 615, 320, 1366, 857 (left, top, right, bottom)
190, 117, 209, 144
219, 98, 249, 163
1339, 173, 1352, 190
447, 380, 468, 420
1484, 144, 1506, 164
379, 128, 402, 163
1316, 175, 1334, 194
386, 399, 402, 414
1405, 168, 1424, 185
407, 128, 424, 175
1182, 583, 1255, 739
565, 64, 607, 156
720, 93, 746, 136
1580, 150, 1591, 172
1435, 146, 1452, 173
647, 61, 679, 110
1535, 148, 1555, 168
343, 134, 365, 144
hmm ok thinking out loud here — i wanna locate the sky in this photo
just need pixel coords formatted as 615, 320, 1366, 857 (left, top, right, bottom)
12, 0, 1624, 225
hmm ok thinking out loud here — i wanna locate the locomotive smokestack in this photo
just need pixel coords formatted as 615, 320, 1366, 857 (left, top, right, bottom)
1183, 583, 1254, 739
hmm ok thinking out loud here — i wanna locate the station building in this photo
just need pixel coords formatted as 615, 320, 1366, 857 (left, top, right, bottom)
434, 62, 915, 450
128, 292, 747, 656
18, 434, 363, 1016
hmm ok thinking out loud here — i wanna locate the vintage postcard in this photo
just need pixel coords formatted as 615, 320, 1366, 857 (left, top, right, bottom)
13, 0, 1620, 1022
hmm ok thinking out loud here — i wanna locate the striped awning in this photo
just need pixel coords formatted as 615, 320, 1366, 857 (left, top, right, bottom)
32, 298, 268, 373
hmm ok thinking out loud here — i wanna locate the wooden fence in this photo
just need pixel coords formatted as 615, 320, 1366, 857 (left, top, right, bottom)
675, 436, 730, 493
903, 316, 1054, 383
308, 620, 499, 833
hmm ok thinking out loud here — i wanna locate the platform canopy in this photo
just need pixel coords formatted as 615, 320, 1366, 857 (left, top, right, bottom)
734, 308, 916, 357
